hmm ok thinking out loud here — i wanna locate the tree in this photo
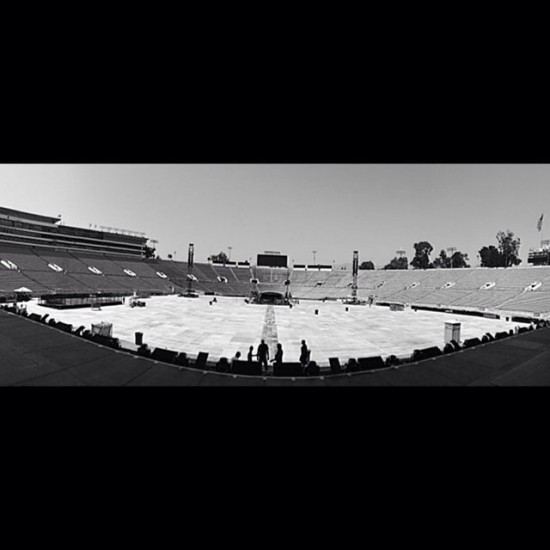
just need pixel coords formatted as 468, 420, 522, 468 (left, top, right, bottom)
450, 251, 470, 268
433, 249, 470, 269
144, 245, 156, 259
479, 245, 503, 268
210, 251, 229, 264
384, 256, 408, 270
479, 230, 522, 268
432, 250, 450, 269
410, 241, 433, 269
359, 261, 375, 270
497, 229, 521, 267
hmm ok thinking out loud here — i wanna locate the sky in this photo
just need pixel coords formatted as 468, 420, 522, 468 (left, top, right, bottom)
0, 164, 548, 268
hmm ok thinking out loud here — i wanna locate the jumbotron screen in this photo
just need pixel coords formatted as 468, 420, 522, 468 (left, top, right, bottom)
257, 254, 288, 268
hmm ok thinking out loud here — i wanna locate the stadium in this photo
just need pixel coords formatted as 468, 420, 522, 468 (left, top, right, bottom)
2, 183, 550, 386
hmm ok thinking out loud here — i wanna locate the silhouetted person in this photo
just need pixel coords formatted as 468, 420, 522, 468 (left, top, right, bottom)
247, 346, 255, 362
299, 340, 310, 367
272, 343, 283, 367
257, 339, 270, 372
231, 351, 241, 370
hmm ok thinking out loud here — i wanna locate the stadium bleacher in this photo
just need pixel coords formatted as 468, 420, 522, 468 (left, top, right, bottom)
156, 260, 188, 282
0, 268, 48, 294
418, 288, 477, 306
36, 250, 91, 274
229, 266, 253, 283
110, 257, 157, 277
450, 268, 509, 290
73, 253, 129, 276
450, 289, 522, 309
209, 265, 247, 295
1, 246, 53, 271
497, 291, 550, 314
383, 288, 437, 304
4, 235, 550, 317
493, 268, 546, 290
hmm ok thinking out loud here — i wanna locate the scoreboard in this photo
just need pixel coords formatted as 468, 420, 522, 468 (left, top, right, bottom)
257, 253, 288, 268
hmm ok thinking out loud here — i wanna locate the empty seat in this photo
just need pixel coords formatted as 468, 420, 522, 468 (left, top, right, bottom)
357, 356, 386, 371
328, 357, 342, 374
273, 362, 304, 377
231, 360, 263, 376
195, 352, 209, 369
151, 348, 179, 364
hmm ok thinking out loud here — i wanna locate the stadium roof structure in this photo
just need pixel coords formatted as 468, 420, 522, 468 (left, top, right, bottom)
2, 308, 550, 386
0, 206, 60, 226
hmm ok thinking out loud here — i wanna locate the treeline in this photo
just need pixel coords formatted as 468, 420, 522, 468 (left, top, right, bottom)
359, 229, 521, 270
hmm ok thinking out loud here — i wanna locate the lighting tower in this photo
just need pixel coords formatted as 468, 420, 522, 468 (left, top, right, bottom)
351, 250, 359, 302
284, 267, 291, 301
342, 250, 366, 305
187, 243, 195, 294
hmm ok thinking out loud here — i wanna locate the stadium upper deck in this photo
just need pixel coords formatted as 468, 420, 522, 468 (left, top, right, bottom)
0, 206, 147, 257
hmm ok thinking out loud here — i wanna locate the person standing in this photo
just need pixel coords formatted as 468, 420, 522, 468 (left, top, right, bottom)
299, 340, 310, 368
247, 346, 255, 362
257, 339, 270, 372
272, 343, 284, 367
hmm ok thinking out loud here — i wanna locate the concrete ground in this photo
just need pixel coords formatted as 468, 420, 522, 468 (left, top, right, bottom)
24, 295, 528, 366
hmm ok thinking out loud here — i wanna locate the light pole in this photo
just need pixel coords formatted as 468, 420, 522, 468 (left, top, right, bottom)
312, 250, 317, 265
228, 246, 232, 262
